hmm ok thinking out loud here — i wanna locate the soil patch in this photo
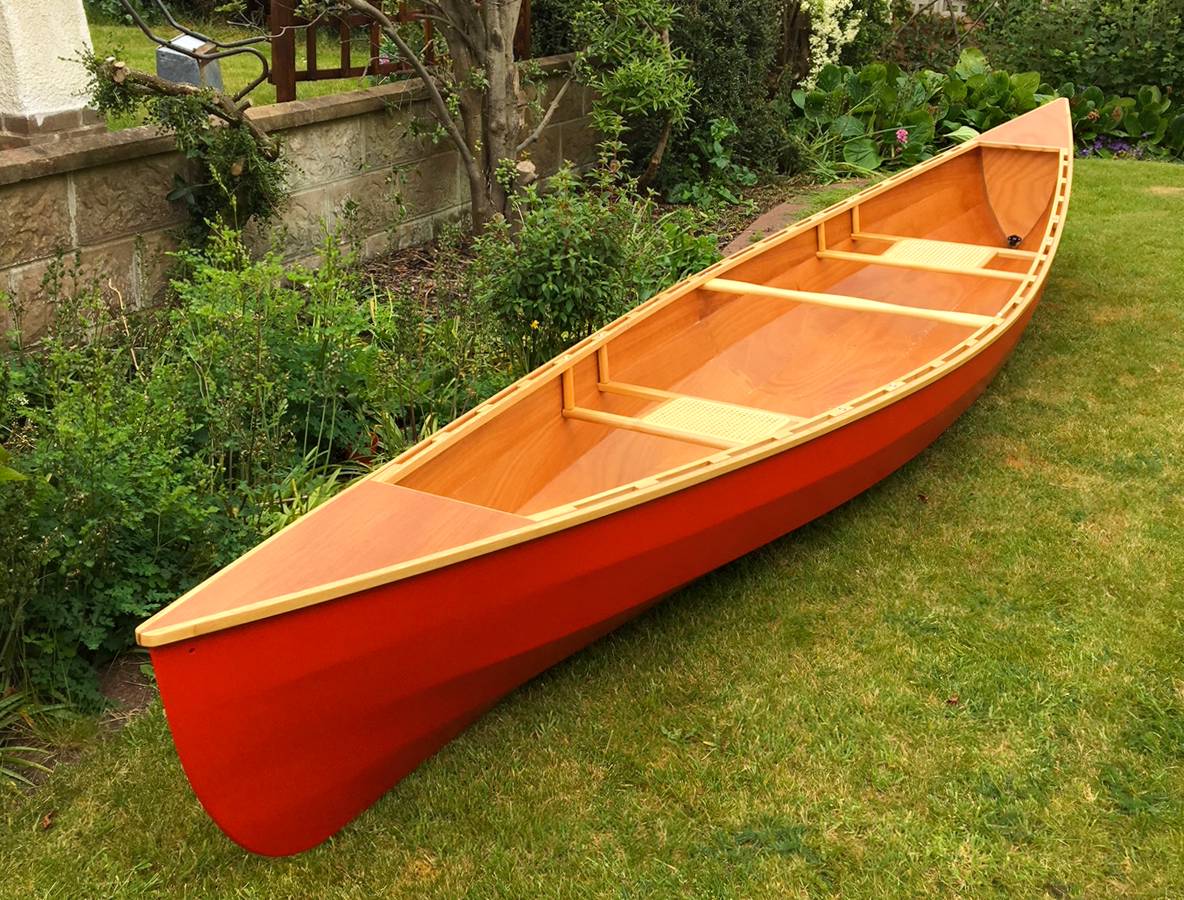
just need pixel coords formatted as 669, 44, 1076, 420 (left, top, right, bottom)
98, 654, 157, 728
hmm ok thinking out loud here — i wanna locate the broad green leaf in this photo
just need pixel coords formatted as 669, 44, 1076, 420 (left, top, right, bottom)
945, 124, 980, 143
816, 64, 845, 92
954, 48, 990, 80
832, 114, 866, 139
1010, 72, 1041, 99
842, 137, 882, 171
803, 91, 831, 122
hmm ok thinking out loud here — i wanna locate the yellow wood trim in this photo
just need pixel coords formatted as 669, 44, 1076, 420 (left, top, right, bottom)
371, 133, 991, 488
852, 231, 1038, 260
977, 141, 1063, 153
703, 278, 999, 328
597, 345, 610, 383
136, 143, 1073, 648
816, 220, 826, 252
851, 205, 861, 234
561, 368, 575, 411
562, 406, 740, 450
598, 380, 806, 422
816, 249, 1030, 282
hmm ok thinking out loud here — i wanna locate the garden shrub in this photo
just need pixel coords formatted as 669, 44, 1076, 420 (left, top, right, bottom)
81, 52, 289, 244
0, 273, 222, 707
783, 48, 1184, 179
971, 0, 1184, 101
663, 118, 759, 207
473, 160, 720, 373
0, 231, 507, 705
665, 0, 786, 171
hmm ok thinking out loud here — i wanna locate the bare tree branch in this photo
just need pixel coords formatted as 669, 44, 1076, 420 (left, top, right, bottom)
516, 78, 570, 154
334, 0, 482, 190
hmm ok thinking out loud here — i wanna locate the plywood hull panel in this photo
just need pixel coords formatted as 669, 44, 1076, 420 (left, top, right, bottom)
150, 296, 1037, 856
141, 100, 1073, 856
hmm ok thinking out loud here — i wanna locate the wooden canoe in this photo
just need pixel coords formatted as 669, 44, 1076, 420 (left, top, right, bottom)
137, 100, 1074, 856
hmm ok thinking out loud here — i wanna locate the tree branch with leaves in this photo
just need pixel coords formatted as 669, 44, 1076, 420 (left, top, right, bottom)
87, 0, 694, 236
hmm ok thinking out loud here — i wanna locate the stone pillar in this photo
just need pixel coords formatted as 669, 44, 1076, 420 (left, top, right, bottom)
0, 0, 104, 149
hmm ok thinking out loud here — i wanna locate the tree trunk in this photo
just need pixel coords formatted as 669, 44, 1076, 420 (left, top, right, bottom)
478, 0, 524, 225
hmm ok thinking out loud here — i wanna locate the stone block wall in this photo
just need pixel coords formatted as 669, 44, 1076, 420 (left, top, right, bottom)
0, 55, 595, 340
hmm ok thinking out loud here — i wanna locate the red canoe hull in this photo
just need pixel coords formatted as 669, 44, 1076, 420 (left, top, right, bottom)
151, 299, 1038, 856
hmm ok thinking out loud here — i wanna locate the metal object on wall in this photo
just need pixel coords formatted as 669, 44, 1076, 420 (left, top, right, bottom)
156, 34, 225, 91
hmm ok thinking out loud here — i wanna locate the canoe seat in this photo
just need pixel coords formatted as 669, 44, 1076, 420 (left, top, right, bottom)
562, 367, 799, 450
879, 237, 997, 271
642, 396, 790, 445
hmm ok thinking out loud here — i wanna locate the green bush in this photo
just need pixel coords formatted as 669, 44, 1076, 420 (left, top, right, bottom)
664, 117, 758, 206
783, 49, 1184, 178
0, 232, 507, 705
1, 274, 222, 707
665, 0, 785, 171
474, 161, 720, 372
971, 0, 1184, 100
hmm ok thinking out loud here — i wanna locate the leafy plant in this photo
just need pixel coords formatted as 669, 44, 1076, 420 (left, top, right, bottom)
0, 691, 53, 786
1065, 83, 1184, 159
81, 50, 289, 243
785, 59, 948, 177
571, 0, 696, 185
970, 0, 1184, 100
474, 155, 719, 372
665, 118, 758, 207
0, 229, 508, 704
783, 48, 1184, 178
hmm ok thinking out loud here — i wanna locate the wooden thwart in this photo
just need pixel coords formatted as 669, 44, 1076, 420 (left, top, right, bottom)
563, 407, 740, 449
703, 278, 999, 328
815, 249, 1030, 282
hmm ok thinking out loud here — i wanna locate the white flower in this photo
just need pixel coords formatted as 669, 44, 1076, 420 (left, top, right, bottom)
804, 0, 892, 86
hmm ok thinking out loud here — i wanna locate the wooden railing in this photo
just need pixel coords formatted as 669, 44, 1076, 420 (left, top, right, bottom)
270, 1, 532, 103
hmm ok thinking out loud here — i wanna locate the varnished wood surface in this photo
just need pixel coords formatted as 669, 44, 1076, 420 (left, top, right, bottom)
144, 483, 532, 630
137, 101, 1074, 646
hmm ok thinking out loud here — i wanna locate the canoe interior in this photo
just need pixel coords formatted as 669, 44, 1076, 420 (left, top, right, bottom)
394, 145, 1058, 515
139, 108, 1070, 641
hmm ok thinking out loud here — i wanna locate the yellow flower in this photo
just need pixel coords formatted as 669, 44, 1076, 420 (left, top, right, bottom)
530, 319, 540, 330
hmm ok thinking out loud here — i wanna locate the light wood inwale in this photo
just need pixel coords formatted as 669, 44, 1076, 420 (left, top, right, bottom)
815, 249, 1031, 282
703, 278, 999, 328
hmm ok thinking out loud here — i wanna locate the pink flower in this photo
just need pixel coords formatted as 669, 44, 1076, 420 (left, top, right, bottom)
896, 128, 909, 145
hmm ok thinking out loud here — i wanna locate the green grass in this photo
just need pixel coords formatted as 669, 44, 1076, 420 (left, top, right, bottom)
89, 22, 371, 128
2, 158, 1183, 896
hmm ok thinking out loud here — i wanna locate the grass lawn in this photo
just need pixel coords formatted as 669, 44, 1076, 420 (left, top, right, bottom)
88, 21, 371, 128
1, 158, 1182, 896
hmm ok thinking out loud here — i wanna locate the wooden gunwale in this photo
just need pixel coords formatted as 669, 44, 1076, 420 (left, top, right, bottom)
136, 134, 1072, 648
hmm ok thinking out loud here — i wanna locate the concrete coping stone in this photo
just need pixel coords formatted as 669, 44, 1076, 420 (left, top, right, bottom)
0, 54, 577, 188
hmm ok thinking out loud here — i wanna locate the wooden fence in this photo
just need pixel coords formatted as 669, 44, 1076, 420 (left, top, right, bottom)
270, 1, 532, 103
